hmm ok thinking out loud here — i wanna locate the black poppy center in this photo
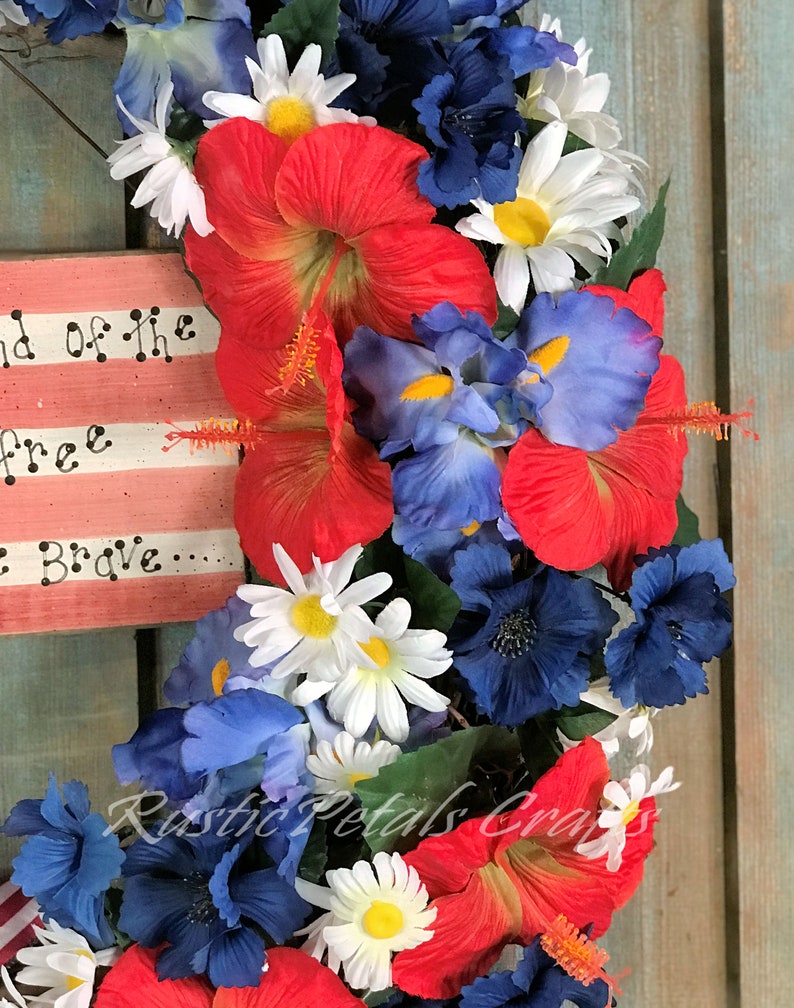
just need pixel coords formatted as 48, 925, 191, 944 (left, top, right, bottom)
184, 871, 217, 925
491, 609, 537, 658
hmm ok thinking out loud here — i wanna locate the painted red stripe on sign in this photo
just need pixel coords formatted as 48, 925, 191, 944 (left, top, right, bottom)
2, 253, 202, 313
0, 466, 238, 540
3, 355, 229, 428
0, 573, 244, 633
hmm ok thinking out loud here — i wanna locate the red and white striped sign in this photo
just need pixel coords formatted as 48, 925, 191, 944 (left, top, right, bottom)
0, 880, 40, 966
0, 253, 245, 634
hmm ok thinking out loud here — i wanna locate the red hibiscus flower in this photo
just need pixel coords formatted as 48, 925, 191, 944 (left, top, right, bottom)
502, 353, 688, 589
215, 316, 393, 584
391, 738, 656, 999
184, 119, 497, 349
95, 944, 363, 1008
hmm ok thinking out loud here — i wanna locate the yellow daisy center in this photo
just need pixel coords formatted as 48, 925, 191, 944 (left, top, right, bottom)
358, 636, 391, 669
400, 373, 455, 401
291, 594, 337, 638
348, 771, 373, 788
621, 799, 641, 826
494, 196, 552, 246
211, 658, 232, 696
65, 950, 92, 991
362, 899, 404, 939
265, 95, 316, 144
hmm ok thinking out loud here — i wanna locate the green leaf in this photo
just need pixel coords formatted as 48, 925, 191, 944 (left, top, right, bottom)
673, 494, 701, 546
588, 177, 670, 290
554, 708, 615, 742
492, 298, 520, 339
356, 725, 521, 855
297, 817, 328, 883
261, 0, 341, 66
354, 531, 461, 633
363, 988, 396, 1007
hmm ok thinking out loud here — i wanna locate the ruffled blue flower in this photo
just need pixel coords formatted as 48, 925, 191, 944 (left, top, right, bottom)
2, 775, 123, 948
460, 936, 612, 1008
113, 706, 204, 803
23, 0, 115, 43
115, 0, 183, 30
414, 35, 524, 209
164, 595, 265, 705
505, 288, 662, 451
330, 0, 451, 117
114, 1, 255, 134
474, 23, 576, 79
605, 538, 735, 708
450, 544, 617, 725
119, 827, 309, 985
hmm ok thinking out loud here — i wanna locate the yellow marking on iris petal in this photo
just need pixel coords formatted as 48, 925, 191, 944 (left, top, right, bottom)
526, 335, 571, 375
494, 197, 551, 246
400, 373, 455, 401
212, 658, 232, 696
363, 900, 404, 939
291, 594, 337, 638
460, 520, 481, 536
359, 637, 391, 669
620, 799, 641, 826
265, 95, 316, 144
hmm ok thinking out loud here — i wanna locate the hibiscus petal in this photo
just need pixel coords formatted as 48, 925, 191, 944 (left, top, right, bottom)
214, 947, 363, 1008
586, 268, 667, 338
274, 123, 434, 236
234, 425, 393, 584
95, 944, 213, 1008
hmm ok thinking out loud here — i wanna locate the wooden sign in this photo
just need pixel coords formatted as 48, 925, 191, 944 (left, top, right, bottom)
0, 252, 245, 635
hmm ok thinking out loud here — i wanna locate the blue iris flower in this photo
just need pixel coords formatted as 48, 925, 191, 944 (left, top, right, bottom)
2, 775, 123, 948
345, 302, 549, 455
393, 509, 520, 579
118, 827, 309, 986
114, 0, 256, 133
164, 595, 266, 705
449, 544, 617, 725
113, 706, 204, 803
605, 538, 735, 708
505, 289, 662, 451
20, 0, 116, 43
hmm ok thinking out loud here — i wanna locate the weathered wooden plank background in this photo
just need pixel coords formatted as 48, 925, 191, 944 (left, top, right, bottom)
1, 3, 790, 1004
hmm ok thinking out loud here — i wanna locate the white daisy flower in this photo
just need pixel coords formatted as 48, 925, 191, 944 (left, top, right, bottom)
297, 852, 436, 992
203, 34, 371, 143
10, 921, 120, 1008
576, 764, 680, 871
307, 731, 401, 812
293, 597, 451, 742
1, 965, 26, 1008
557, 676, 657, 758
456, 120, 640, 304
0, 0, 28, 27
235, 543, 392, 685
107, 78, 213, 237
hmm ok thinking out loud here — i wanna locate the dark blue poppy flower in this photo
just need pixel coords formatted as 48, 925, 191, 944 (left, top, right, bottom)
459, 936, 612, 1008
449, 544, 617, 725
605, 538, 735, 708
2, 775, 124, 948
164, 594, 266, 705
118, 827, 309, 985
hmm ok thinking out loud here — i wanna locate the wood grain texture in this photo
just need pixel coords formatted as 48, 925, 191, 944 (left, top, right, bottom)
0, 31, 138, 876
722, 1, 794, 1002
547, 2, 726, 1004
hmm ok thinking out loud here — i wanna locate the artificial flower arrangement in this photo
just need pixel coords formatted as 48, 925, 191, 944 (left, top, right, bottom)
0, 1, 757, 1006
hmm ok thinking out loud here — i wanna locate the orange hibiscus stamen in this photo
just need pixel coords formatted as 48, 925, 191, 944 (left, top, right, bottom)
540, 914, 626, 1006
636, 398, 759, 441
162, 418, 265, 455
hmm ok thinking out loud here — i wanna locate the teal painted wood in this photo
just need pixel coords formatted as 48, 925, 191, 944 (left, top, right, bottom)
721, 1, 794, 1003
0, 28, 138, 874
548, 2, 727, 1004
